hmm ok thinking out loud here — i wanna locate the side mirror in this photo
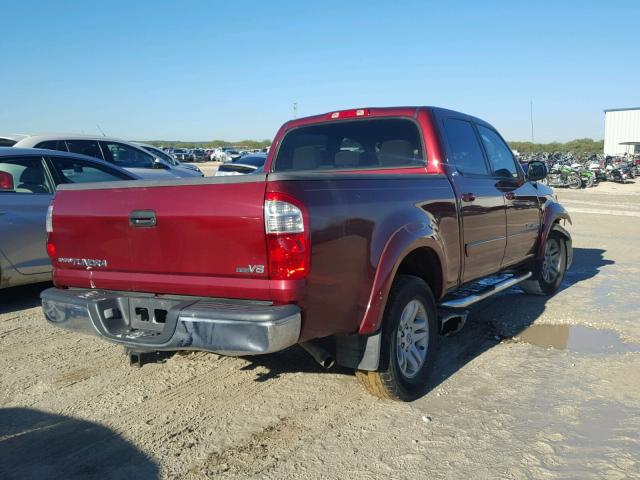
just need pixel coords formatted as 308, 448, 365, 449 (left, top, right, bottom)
153, 158, 169, 170
527, 160, 547, 181
0, 171, 14, 190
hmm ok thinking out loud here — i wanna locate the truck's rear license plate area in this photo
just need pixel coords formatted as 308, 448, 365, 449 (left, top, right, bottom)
128, 298, 178, 334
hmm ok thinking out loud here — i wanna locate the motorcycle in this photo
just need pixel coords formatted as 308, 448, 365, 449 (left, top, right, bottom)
587, 161, 607, 182
571, 162, 596, 187
604, 163, 628, 183
543, 163, 583, 189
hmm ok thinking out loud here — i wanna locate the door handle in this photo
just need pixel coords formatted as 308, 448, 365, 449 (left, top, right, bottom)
129, 210, 157, 228
504, 192, 516, 200
461, 193, 476, 202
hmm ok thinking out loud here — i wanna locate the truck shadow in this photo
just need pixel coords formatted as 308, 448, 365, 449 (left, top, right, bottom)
242, 248, 614, 395
0, 408, 159, 480
424, 246, 613, 394
0, 282, 51, 315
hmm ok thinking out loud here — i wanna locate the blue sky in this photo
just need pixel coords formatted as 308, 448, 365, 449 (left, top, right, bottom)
2, 1, 638, 142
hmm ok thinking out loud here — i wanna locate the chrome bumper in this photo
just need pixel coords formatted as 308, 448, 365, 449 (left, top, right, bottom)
41, 288, 301, 355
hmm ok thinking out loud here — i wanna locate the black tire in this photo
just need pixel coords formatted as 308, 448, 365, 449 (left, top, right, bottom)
356, 275, 438, 401
520, 234, 567, 296
568, 173, 582, 189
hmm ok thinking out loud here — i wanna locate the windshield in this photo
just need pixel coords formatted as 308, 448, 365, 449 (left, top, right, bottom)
273, 118, 424, 172
142, 146, 179, 166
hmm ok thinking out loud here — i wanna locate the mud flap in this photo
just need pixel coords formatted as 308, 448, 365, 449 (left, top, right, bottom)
335, 332, 382, 371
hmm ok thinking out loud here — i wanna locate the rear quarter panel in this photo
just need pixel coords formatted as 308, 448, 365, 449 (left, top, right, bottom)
268, 174, 459, 340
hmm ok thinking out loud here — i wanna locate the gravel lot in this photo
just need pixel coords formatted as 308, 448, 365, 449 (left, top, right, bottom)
1, 180, 639, 480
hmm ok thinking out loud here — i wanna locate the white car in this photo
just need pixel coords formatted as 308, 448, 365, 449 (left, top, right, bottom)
13, 135, 202, 179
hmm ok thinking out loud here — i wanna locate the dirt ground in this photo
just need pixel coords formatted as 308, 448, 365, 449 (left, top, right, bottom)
1, 179, 639, 480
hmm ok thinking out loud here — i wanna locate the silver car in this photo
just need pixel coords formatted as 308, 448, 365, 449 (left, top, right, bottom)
13, 135, 203, 179
215, 153, 267, 176
133, 142, 203, 175
0, 147, 138, 289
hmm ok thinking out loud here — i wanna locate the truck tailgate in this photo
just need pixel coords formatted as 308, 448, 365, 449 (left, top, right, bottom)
51, 178, 268, 296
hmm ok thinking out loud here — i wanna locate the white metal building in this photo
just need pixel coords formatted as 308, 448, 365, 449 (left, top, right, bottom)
604, 107, 640, 156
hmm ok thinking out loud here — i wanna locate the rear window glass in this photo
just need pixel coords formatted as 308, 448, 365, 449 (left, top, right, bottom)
272, 119, 424, 172
235, 155, 266, 167
50, 157, 131, 184
442, 118, 489, 176
65, 140, 103, 159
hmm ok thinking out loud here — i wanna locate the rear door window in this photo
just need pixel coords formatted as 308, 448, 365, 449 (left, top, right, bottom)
100, 142, 154, 168
476, 125, 519, 178
48, 157, 132, 185
0, 156, 54, 194
442, 118, 489, 176
273, 118, 424, 172
65, 140, 103, 160
35, 140, 67, 152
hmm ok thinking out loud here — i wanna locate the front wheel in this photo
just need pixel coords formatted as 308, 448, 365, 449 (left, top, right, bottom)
520, 234, 567, 296
356, 275, 438, 401
567, 173, 582, 189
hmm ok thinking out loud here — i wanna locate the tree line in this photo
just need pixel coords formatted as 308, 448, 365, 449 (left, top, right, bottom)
508, 138, 604, 154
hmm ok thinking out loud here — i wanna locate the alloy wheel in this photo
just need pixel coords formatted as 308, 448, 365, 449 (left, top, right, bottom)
396, 299, 429, 379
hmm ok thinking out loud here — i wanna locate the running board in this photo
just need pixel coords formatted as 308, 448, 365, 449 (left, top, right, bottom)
439, 272, 532, 309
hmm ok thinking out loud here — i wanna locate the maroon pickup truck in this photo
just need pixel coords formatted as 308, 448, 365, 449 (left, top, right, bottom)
41, 107, 572, 401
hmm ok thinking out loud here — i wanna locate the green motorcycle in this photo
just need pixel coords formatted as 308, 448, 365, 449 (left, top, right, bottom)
571, 163, 596, 187
544, 163, 582, 189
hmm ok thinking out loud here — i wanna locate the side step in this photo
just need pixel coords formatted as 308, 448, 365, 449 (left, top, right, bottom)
439, 272, 532, 309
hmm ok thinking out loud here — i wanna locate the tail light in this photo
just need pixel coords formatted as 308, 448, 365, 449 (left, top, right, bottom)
264, 192, 309, 280
45, 205, 56, 260
0, 171, 14, 190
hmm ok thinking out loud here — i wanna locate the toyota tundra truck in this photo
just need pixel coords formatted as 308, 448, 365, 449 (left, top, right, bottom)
41, 107, 572, 401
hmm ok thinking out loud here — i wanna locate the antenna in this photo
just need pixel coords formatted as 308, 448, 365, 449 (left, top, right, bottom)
530, 100, 534, 143
293, 102, 298, 119
96, 124, 106, 137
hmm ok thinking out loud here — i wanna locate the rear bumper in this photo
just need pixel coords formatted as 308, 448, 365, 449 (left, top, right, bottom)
41, 288, 301, 355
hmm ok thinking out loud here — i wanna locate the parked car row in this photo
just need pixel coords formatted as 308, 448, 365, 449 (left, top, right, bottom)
3, 134, 204, 179
160, 146, 269, 163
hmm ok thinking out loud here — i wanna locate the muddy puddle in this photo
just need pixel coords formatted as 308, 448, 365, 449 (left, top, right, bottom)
513, 324, 640, 354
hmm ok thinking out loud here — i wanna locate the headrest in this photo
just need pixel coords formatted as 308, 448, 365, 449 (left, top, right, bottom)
292, 146, 321, 170
19, 166, 44, 184
334, 150, 361, 167
379, 140, 414, 166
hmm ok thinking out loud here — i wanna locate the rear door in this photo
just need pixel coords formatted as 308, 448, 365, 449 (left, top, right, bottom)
475, 125, 540, 267
0, 155, 55, 275
99, 141, 154, 169
441, 118, 507, 283
64, 139, 104, 160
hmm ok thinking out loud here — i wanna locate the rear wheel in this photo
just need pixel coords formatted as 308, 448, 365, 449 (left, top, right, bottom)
356, 275, 438, 401
520, 234, 566, 296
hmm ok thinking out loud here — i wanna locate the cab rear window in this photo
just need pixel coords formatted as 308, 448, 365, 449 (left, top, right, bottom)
273, 119, 424, 172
